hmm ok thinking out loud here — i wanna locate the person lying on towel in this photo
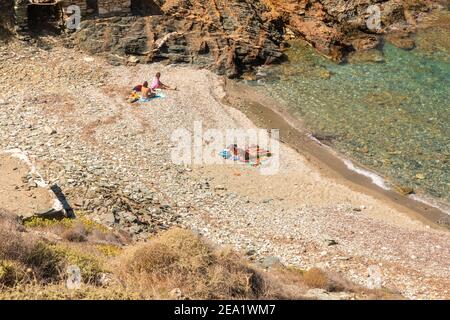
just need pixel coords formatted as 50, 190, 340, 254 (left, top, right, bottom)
226, 144, 272, 164
228, 144, 250, 162
151, 72, 177, 91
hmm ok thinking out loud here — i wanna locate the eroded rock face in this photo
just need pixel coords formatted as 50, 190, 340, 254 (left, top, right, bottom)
74, 0, 286, 77
0, 0, 14, 37
266, 0, 438, 60
5, 0, 444, 75
72, 0, 442, 76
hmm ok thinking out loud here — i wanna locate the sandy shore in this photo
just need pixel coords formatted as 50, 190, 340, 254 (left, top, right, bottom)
0, 40, 449, 299
223, 80, 450, 229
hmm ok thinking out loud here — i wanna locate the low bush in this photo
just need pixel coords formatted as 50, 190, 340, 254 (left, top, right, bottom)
117, 228, 273, 299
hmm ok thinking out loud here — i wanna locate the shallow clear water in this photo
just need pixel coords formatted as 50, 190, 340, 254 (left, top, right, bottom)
257, 20, 450, 203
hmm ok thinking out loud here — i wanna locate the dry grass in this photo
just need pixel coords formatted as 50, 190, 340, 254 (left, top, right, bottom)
0, 260, 28, 287
0, 210, 109, 287
302, 268, 329, 289
24, 214, 128, 245
0, 210, 401, 300
0, 283, 142, 300
115, 229, 280, 299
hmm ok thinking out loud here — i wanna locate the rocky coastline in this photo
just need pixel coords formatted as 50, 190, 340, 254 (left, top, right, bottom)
2, 1, 447, 77
1, 1, 449, 300
0, 39, 449, 298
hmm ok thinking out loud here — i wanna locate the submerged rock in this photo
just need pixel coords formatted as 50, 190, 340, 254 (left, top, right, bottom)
394, 185, 414, 195
386, 32, 416, 50
347, 49, 385, 64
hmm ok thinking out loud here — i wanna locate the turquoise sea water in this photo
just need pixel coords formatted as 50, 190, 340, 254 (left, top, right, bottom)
257, 20, 450, 203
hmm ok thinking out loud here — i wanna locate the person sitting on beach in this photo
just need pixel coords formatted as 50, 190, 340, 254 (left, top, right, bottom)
151, 72, 177, 91
141, 81, 156, 100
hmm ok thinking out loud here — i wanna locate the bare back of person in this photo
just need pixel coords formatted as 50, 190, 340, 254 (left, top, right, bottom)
141, 86, 151, 98
141, 81, 155, 99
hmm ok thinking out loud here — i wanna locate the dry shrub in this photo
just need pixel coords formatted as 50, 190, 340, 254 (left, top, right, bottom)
152, 228, 215, 270
0, 229, 62, 283
0, 210, 102, 285
62, 223, 88, 242
88, 228, 128, 246
324, 270, 358, 293
203, 249, 268, 299
302, 267, 358, 293
1, 210, 394, 299
0, 211, 55, 281
302, 268, 329, 289
0, 260, 28, 287
131, 243, 178, 275
50, 245, 105, 285
25, 242, 63, 281
25, 215, 128, 246
0, 210, 29, 261
23, 214, 131, 256
363, 288, 405, 300
116, 228, 272, 299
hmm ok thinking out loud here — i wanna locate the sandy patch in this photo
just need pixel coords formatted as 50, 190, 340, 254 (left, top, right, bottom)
0, 154, 53, 216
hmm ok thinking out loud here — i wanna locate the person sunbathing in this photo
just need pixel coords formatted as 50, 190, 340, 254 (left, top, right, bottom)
141, 81, 156, 100
228, 144, 250, 162
227, 144, 272, 163
151, 72, 177, 90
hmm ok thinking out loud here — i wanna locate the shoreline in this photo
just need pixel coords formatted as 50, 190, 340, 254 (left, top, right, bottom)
222, 79, 450, 231
2, 40, 449, 298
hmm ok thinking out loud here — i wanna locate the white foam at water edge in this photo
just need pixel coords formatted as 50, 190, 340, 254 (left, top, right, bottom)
343, 159, 390, 190
306, 133, 324, 146
306, 133, 389, 190
305, 134, 450, 215
343, 157, 450, 215
409, 194, 450, 216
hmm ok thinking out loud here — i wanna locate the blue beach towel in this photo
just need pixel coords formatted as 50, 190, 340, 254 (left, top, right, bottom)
219, 149, 231, 159
139, 92, 166, 103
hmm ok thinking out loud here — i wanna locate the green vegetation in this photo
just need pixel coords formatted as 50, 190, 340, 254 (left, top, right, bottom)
0, 209, 398, 300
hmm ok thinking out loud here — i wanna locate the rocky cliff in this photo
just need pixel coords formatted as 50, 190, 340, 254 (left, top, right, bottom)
73, 0, 445, 76
0, 0, 14, 38
74, 0, 286, 78
5, 0, 446, 76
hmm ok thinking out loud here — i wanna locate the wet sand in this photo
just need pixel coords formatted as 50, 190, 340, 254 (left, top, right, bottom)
223, 79, 450, 231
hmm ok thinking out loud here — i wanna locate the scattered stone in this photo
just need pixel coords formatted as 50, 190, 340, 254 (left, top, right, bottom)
347, 49, 385, 64
169, 288, 183, 300
44, 126, 57, 135
415, 173, 425, 180
261, 256, 283, 269
394, 185, 414, 195
28, 181, 37, 188
127, 56, 140, 65
325, 239, 339, 246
